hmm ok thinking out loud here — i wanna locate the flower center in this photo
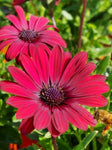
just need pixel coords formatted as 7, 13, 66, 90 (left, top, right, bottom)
40, 87, 64, 106
19, 30, 38, 42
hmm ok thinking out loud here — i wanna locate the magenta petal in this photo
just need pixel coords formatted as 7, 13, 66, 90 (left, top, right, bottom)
16, 101, 40, 119
49, 45, 63, 84
70, 104, 97, 126
60, 51, 88, 86
33, 46, 49, 85
0, 25, 19, 34
6, 14, 22, 30
0, 34, 17, 41
20, 117, 34, 135
34, 42, 51, 56
29, 15, 38, 30
48, 121, 61, 137
39, 35, 67, 48
7, 96, 37, 108
58, 51, 72, 82
34, 17, 49, 32
14, 6, 28, 30
65, 62, 96, 90
34, 105, 51, 130
0, 40, 14, 51
6, 39, 24, 60
40, 30, 62, 38
63, 106, 88, 130
0, 81, 35, 98
19, 54, 41, 86
20, 42, 29, 55
8, 66, 38, 91
72, 82, 109, 96
52, 107, 68, 133
66, 95, 107, 107
75, 75, 107, 86
29, 43, 37, 58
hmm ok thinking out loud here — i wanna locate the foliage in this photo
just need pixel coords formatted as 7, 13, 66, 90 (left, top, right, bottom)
0, 0, 112, 150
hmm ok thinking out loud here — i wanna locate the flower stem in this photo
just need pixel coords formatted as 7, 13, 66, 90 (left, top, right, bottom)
52, 136, 58, 150
49, 10, 57, 27
78, 0, 87, 50
29, 0, 38, 16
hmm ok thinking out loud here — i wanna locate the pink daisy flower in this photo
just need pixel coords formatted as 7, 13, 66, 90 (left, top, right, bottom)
0, 6, 66, 60
56, 0, 61, 5
12, 0, 61, 6
0, 46, 109, 137
12, 0, 26, 5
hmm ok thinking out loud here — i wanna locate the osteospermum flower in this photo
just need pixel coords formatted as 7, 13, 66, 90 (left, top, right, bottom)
12, 0, 61, 5
0, 46, 109, 137
56, 0, 61, 5
0, 6, 66, 60
12, 0, 26, 5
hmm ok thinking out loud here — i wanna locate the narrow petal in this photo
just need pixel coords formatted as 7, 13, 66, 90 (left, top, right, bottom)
70, 82, 109, 96
52, 107, 69, 133
6, 14, 22, 30
38, 35, 66, 48
0, 25, 19, 35
7, 96, 38, 108
58, 51, 72, 82
48, 121, 61, 137
49, 45, 63, 84
20, 42, 29, 55
16, 101, 40, 119
6, 39, 24, 60
63, 105, 88, 130
34, 17, 49, 32
14, 5, 28, 30
8, 66, 38, 91
0, 34, 17, 41
0, 40, 14, 51
33, 42, 51, 56
29, 43, 37, 58
39, 30, 62, 37
20, 117, 34, 135
29, 15, 38, 30
0, 81, 35, 98
60, 51, 88, 86
34, 105, 51, 130
70, 104, 97, 126
33, 46, 49, 85
19, 54, 41, 86
65, 95, 107, 107
64, 62, 96, 90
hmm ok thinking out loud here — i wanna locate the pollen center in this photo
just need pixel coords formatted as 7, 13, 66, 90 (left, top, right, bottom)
40, 87, 64, 106
19, 30, 38, 42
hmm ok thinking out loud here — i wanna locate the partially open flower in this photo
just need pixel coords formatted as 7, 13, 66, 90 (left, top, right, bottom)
0, 6, 66, 60
12, 0, 61, 6
0, 46, 109, 137
56, 0, 61, 5
12, 0, 26, 5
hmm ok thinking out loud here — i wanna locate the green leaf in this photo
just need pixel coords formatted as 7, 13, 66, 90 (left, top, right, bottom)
97, 47, 112, 57
95, 56, 110, 74
107, 71, 112, 89
57, 139, 71, 150
73, 131, 98, 150
62, 10, 73, 20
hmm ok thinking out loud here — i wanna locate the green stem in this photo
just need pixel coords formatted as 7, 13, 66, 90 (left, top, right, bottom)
92, 137, 97, 150
52, 136, 58, 150
78, 0, 87, 50
29, 0, 38, 16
